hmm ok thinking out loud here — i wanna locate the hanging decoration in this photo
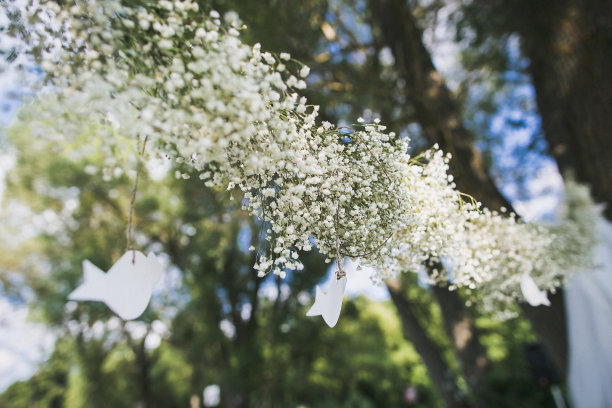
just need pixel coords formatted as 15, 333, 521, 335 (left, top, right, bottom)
68, 251, 163, 320
2, 0, 597, 324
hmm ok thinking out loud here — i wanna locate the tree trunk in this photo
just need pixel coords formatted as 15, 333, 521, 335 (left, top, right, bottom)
369, 0, 512, 211
519, 291, 567, 376
386, 281, 471, 408
514, 0, 612, 221
135, 338, 152, 408
501, 0, 612, 376
370, 0, 569, 382
369, 0, 498, 394
431, 286, 489, 391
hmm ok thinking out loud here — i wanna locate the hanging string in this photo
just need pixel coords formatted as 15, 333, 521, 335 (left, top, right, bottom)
335, 201, 346, 279
126, 135, 148, 263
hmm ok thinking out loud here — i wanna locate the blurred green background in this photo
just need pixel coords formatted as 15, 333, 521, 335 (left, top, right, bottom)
3, 0, 610, 406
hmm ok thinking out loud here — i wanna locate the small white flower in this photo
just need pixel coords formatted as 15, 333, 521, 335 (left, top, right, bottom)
299, 65, 310, 78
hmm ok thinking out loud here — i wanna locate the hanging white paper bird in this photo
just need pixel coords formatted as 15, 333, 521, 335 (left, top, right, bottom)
68, 251, 163, 320
306, 275, 347, 327
520, 273, 551, 307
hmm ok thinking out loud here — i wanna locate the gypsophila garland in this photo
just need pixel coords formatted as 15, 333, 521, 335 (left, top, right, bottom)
463, 179, 599, 317
2, 0, 596, 312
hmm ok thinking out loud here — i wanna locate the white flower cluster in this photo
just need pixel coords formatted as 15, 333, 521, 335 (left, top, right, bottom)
8, 0, 463, 277
11, 0, 313, 274
248, 120, 421, 277
5, 0, 594, 303
365, 148, 481, 282
460, 180, 598, 315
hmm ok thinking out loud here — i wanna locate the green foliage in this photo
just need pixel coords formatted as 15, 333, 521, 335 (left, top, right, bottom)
0, 103, 434, 406
473, 317, 554, 407
0, 336, 71, 408
0, 1, 566, 407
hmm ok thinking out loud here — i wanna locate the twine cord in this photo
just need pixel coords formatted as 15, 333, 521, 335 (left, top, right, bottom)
126, 136, 148, 263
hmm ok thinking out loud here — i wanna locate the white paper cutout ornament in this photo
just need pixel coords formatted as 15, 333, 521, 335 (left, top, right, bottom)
520, 273, 551, 307
306, 274, 347, 327
68, 251, 163, 320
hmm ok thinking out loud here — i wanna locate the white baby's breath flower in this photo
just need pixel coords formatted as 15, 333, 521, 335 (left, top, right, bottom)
299, 65, 310, 78
6, 0, 592, 308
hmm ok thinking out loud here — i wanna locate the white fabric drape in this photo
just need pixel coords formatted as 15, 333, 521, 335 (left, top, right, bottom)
567, 218, 612, 408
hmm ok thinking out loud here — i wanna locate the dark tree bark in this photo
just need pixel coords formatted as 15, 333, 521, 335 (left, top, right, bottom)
369, 0, 569, 383
370, 0, 512, 211
431, 286, 489, 391
135, 337, 152, 408
386, 281, 471, 408
369, 0, 499, 392
498, 0, 612, 375
512, 0, 612, 221
519, 291, 567, 375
